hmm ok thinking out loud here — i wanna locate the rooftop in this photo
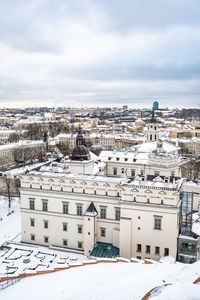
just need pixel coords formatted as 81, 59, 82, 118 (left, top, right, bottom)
91, 242, 119, 258
124, 175, 184, 191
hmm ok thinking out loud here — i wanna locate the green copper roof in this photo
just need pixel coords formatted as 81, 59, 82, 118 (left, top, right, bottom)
91, 242, 119, 258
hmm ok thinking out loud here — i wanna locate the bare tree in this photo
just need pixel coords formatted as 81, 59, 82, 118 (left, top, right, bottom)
57, 141, 71, 156
181, 157, 200, 181
13, 148, 23, 164
8, 133, 20, 143
0, 156, 4, 170
5, 176, 12, 209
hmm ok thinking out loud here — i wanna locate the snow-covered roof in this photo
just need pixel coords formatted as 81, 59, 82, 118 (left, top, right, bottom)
132, 141, 179, 153
27, 170, 123, 184
124, 175, 184, 191
0, 140, 45, 151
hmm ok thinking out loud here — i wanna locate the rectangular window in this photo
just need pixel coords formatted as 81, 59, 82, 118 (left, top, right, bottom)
101, 228, 106, 237
146, 245, 151, 254
115, 208, 120, 220
29, 199, 35, 210
30, 234, 35, 241
63, 223, 67, 231
77, 204, 83, 216
154, 217, 162, 230
100, 207, 106, 219
42, 201, 48, 212
63, 203, 68, 214
63, 239, 68, 246
155, 246, 160, 256
113, 168, 117, 175
78, 225, 83, 234
164, 248, 169, 256
44, 220, 48, 229
131, 169, 135, 177
154, 171, 160, 176
44, 236, 49, 243
30, 218, 35, 227
78, 241, 83, 248
141, 170, 144, 175
137, 244, 142, 253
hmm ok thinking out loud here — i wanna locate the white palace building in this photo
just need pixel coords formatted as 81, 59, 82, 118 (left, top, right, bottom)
20, 122, 200, 263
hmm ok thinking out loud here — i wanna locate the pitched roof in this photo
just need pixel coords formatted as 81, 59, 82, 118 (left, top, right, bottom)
85, 202, 98, 216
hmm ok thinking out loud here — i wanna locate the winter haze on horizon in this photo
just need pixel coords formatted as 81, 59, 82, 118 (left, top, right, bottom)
0, 0, 200, 108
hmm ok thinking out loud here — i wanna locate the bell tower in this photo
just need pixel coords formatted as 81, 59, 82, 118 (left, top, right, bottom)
146, 108, 159, 142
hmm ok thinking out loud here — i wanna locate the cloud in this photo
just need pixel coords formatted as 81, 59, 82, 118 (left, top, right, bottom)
0, 0, 199, 107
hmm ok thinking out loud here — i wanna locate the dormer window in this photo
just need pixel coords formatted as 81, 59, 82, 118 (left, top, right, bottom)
133, 158, 136, 162
125, 158, 128, 162
164, 177, 170, 183
108, 157, 111, 160
116, 157, 120, 161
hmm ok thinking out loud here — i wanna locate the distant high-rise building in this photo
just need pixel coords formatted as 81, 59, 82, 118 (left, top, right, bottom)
153, 101, 159, 110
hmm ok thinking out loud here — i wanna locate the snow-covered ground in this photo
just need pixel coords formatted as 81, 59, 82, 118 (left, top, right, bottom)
4, 159, 55, 176
0, 259, 200, 300
0, 196, 21, 245
0, 243, 86, 278
0, 196, 200, 299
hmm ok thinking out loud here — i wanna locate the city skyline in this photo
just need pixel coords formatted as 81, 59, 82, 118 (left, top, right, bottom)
0, 0, 200, 107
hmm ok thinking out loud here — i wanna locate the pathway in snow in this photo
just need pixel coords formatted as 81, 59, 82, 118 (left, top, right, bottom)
0, 243, 86, 279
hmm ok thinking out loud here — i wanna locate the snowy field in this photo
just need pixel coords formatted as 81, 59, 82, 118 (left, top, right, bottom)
0, 196, 21, 245
0, 196, 200, 299
0, 259, 200, 300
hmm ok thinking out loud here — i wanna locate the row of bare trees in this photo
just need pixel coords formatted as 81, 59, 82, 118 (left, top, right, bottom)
24, 123, 75, 140
12, 146, 46, 165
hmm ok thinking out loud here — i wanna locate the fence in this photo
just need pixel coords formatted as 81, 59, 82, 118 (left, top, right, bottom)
0, 274, 25, 291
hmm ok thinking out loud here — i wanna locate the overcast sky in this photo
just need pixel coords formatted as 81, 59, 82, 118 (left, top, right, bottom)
0, 0, 200, 108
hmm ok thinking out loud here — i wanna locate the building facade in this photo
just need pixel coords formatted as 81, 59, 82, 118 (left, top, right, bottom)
20, 129, 200, 262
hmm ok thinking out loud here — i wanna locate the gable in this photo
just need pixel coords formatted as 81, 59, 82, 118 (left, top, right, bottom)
69, 180, 76, 184
80, 181, 87, 185
131, 188, 139, 193
48, 178, 54, 183
144, 189, 153, 194
158, 191, 167, 195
